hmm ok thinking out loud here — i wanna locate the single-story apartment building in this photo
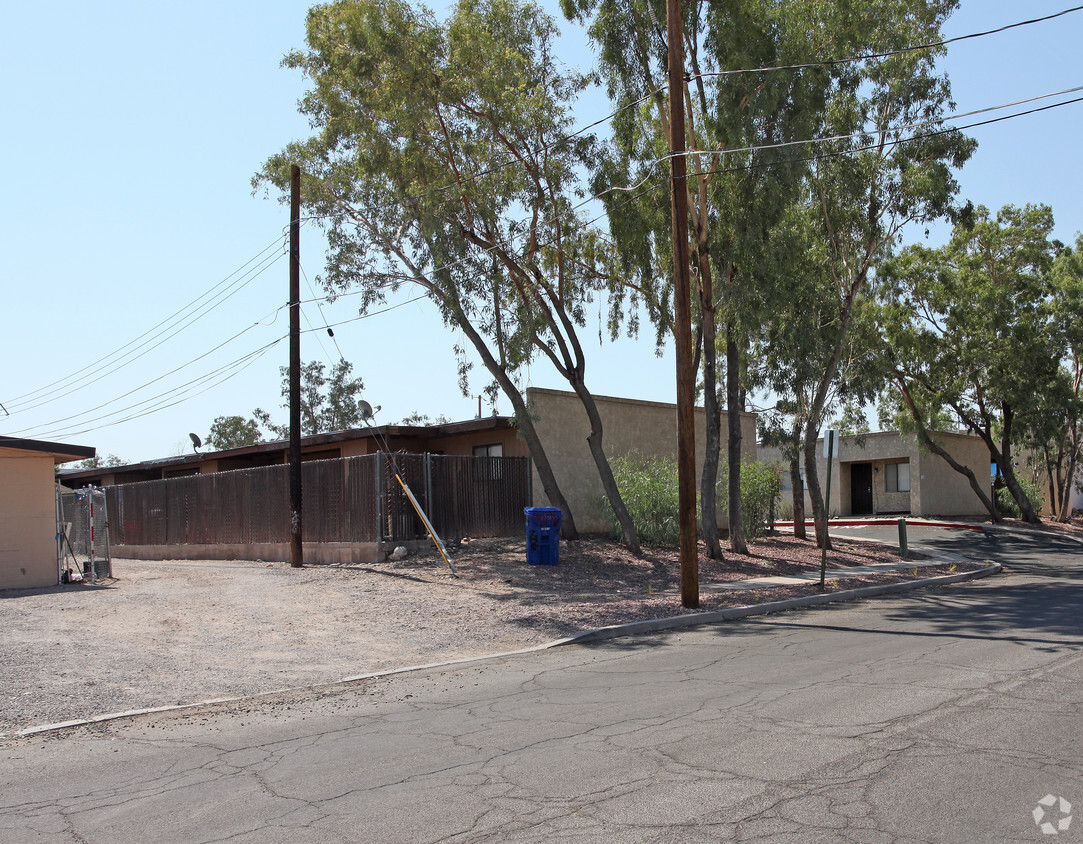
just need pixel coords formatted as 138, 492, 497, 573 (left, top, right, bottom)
60, 389, 759, 548
763, 430, 992, 518
0, 436, 95, 589
59, 415, 528, 488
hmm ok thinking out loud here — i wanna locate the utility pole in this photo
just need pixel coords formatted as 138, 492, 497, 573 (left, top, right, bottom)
667, 0, 698, 608
289, 164, 303, 568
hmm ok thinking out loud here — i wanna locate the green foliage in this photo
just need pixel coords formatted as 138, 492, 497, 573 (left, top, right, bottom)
603, 453, 680, 546
77, 454, 126, 470
879, 204, 1064, 522
720, 459, 783, 541
207, 415, 263, 450
830, 402, 871, 435
604, 454, 782, 545
254, 359, 365, 438
996, 477, 1044, 519
398, 411, 451, 425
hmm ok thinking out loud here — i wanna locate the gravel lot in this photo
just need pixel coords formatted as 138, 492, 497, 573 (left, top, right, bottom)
0, 534, 975, 735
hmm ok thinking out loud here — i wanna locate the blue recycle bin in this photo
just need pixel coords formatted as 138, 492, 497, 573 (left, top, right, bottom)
524, 507, 562, 565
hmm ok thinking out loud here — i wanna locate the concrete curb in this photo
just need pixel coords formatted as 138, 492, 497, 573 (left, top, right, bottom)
5, 560, 1001, 741
555, 561, 1002, 646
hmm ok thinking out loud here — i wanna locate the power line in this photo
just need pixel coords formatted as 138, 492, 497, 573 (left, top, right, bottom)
587, 83, 1083, 194
299, 260, 347, 360
19, 338, 285, 441
4, 241, 286, 416
6, 250, 287, 417
688, 93, 1083, 179
678, 83, 1083, 165
690, 3, 1083, 81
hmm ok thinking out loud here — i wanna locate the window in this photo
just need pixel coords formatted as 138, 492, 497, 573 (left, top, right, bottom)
472, 443, 503, 480
780, 467, 808, 492
885, 462, 910, 493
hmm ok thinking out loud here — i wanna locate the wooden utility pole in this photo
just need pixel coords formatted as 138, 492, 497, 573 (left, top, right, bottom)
666, 0, 698, 608
289, 164, 303, 568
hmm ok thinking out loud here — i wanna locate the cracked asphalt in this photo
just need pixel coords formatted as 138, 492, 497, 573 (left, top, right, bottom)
1, 526, 1080, 843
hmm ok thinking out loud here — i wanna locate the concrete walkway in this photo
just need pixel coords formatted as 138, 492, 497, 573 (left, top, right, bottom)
705, 557, 955, 591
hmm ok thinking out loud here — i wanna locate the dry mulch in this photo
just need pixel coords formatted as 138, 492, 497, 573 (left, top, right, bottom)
391, 533, 982, 636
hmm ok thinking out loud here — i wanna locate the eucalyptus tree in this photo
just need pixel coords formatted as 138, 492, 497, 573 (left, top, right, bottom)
562, 0, 841, 555
878, 204, 1066, 524
257, 0, 651, 548
752, 209, 884, 539
1041, 235, 1083, 521
207, 415, 263, 450
792, 0, 975, 547
253, 359, 365, 437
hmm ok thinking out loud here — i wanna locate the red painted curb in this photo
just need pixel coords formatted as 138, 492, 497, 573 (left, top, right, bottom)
774, 519, 986, 531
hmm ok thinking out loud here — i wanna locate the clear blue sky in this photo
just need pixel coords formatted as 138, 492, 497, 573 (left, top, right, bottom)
2, 0, 1080, 463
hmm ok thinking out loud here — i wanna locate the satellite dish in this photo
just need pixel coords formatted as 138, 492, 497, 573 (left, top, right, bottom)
358, 400, 374, 422
189, 433, 202, 453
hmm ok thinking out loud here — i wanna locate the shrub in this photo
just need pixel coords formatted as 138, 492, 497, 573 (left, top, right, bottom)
995, 476, 1044, 518
603, 453, 680, 546
604, 453, 783, 546
729, 460, 783, 540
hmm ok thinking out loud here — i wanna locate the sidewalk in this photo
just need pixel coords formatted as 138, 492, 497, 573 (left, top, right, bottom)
705, 557, 958, 591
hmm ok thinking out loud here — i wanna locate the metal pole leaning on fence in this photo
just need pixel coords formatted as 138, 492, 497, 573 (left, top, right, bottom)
358, 401, 457, 577
395, 474, 457, 576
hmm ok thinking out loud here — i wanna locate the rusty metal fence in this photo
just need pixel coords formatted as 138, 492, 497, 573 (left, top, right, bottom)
105, 453, 531, 547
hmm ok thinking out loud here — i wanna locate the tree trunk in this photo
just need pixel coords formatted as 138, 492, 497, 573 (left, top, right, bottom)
803, 412, 831, 550
999, 406, 1040, 523
568, 380, 642, 554
726, 324, 748, 554
699, 299, 723, 559
454, 310, 580, 539
896, 379, 1000, 522
1059, 445, 1078, 522
788, 417, 807, 539
1045, 449, 1060, 521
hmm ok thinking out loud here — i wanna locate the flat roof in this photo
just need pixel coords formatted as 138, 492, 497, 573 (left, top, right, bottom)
0, 436, 95, 464
56, 416, 515, 481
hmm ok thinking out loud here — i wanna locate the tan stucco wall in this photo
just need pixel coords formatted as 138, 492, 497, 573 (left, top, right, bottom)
526, 388, 757, 533
914, 431, 991, 516
0, 450, 58, 588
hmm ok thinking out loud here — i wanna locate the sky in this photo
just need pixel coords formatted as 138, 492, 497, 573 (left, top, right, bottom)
2, 0, 1081, 464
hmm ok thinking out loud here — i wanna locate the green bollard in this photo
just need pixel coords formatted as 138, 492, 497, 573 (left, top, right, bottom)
898, 518, 908, 558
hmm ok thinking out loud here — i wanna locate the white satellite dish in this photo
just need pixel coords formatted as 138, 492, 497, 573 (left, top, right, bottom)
358, 400, 374, 422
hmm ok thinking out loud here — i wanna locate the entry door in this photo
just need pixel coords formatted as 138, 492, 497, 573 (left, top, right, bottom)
851, 463, 873, 514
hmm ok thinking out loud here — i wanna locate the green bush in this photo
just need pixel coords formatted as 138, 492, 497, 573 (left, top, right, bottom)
603, 453, 680, 546
603, 453, 783, 546
723, 459, 783, 540
995, 476, 1044, 518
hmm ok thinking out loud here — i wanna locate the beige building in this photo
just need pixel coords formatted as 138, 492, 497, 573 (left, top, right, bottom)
764, 430, 992, 518
0, 437, 95, 589
525, 387, 758, 532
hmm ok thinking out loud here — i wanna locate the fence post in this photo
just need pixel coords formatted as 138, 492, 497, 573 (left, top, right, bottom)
376, 452, 386, 541
425, 453, 434, 526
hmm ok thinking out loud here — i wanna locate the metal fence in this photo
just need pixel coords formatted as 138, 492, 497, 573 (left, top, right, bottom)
104, 453, 531, 547
58, 486, 113, 580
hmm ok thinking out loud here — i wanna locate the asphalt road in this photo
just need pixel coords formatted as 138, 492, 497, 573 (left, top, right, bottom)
1, 526, 1080, 843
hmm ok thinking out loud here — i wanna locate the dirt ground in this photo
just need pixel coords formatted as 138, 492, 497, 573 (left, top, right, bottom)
0, 533, 980, 736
